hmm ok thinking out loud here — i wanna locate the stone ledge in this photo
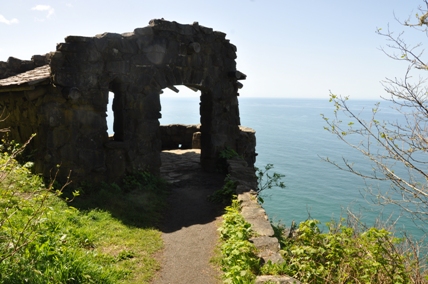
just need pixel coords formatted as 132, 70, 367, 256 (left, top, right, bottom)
250, 236, 280, 254
226, 157, 301, 282
255, 275, 301, 284
237, 191, 255, 206
250, 236, 284, 264
241, 205, 274, 237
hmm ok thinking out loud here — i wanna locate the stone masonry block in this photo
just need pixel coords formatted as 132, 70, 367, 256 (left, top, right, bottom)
255, 275, 301, 284
250, 236, 280, 254
241, 206, 274, 237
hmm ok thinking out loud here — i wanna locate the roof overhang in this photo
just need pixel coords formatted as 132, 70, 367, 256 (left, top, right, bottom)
0, 65, 50, 93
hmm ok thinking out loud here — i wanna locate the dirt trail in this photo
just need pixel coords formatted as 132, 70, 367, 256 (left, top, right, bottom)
152, 149, 225, 284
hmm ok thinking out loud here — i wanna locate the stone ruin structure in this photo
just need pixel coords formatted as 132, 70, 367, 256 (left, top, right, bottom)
0, 20, 303, 282
0, 19, 256, 184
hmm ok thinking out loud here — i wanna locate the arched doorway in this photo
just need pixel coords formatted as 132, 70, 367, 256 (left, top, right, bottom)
159, 85, 201, 151
160, 86, 200, 125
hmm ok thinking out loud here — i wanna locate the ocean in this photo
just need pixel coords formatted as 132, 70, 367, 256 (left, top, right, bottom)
107, 96, 425, 239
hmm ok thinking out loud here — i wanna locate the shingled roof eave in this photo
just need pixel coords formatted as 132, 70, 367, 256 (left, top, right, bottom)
0, 65, 51, 93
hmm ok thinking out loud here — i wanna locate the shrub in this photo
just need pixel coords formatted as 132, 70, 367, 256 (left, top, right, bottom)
263, 219, 427, 283
219, 199, 260, 283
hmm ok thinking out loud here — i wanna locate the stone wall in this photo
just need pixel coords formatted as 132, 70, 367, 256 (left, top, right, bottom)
160, 124, 200, 150
159, 124, 257, 167
237, 126, 257, 168
48, 19, 244, 181
0, 19, 247, 185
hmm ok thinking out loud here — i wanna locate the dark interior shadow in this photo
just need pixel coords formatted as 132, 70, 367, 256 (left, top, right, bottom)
63, 150, 227, 231
157, 150, 227, 233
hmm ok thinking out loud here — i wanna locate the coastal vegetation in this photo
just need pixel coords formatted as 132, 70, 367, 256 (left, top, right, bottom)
218, 198, 427, 283
217, 160, 427, 283
218, 199, 260, 283
0, 138, 168, 283
264, 220, 426, 283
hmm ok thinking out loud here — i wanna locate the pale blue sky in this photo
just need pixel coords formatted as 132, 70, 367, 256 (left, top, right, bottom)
0, 0, 424, 99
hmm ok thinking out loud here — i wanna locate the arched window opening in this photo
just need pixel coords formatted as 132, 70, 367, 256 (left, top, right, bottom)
106, 92, 114, 137
159, 85, 201, 150
107, 81, 125, 141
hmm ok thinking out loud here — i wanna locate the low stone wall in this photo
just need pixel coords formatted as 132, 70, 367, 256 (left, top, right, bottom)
160, 124, 257, 167
160, 124, 201, 150
226, 158, 301, 284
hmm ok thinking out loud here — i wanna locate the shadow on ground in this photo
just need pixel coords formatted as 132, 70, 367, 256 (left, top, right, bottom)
158, 149, 226, 233
62, 149, 226, 232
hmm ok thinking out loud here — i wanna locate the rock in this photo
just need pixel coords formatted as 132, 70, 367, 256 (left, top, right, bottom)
255, 275, 301, 284
241, 205, 275, 237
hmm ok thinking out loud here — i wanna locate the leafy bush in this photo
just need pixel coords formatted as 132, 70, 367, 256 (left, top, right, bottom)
210, 163, 286, 205
218, 199, 260, 283
263, 219, 427, 283
219, 147, 241, 160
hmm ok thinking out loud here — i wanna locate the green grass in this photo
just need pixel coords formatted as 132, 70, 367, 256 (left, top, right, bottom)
0, 150, 169, 283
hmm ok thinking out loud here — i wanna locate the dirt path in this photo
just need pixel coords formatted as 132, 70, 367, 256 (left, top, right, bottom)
152, 149, 225, 284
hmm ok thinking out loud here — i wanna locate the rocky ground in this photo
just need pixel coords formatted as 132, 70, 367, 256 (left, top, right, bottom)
152, 149, 225, 284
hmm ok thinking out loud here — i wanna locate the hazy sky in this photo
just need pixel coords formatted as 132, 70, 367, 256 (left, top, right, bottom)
0, 0, 424, 99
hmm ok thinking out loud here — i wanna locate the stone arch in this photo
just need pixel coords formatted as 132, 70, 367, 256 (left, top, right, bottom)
48, 19, 246, 183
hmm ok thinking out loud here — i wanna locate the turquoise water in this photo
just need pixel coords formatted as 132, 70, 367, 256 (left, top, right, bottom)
240, 98, 424, 239
107, 96, 425, 239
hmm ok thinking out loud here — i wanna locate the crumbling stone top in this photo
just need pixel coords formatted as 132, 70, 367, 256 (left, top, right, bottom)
0, 65, 50, 91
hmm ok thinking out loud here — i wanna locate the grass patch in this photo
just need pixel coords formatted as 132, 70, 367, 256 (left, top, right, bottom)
0, 147, 169, 283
